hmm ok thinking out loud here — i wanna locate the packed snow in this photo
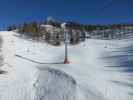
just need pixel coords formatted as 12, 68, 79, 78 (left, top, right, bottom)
0, 31, 133, 100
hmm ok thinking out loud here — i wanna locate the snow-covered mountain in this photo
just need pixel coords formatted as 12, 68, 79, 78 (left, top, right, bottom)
0, 31, 133, 100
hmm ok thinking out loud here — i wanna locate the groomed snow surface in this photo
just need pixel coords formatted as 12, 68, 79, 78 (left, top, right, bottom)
0, 31, 133, 100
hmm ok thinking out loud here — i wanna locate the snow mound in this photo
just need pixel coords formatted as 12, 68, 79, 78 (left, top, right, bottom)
34, 67, 77, 100
0, 35, 3, 66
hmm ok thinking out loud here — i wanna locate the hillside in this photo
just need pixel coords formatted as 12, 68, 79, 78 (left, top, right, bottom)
0, 31, 133, 100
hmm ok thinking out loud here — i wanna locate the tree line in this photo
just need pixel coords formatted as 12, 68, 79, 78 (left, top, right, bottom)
7, 20, 133, 33
7, 18, 133, 44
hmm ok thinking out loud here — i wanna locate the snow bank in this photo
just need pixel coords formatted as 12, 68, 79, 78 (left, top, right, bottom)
34, 67, 76, 100
0, 31, 133, 100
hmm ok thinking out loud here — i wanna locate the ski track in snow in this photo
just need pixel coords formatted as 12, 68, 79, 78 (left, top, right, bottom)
0, 31, 133, 100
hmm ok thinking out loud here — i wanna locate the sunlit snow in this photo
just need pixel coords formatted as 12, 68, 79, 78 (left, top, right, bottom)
0, 31, 133, 100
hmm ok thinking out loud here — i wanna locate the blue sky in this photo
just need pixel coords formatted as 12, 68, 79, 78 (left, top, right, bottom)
0, 0, 133, 30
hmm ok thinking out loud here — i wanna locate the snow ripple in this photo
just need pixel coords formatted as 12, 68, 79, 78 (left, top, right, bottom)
34, 67, 77, 100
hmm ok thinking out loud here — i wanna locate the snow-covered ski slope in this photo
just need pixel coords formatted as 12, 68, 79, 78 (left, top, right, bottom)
0, 31, 133, 100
